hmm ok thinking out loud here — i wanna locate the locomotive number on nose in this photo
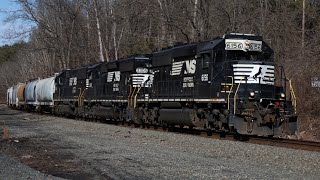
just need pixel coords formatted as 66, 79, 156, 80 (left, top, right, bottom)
226, 42, 244, 50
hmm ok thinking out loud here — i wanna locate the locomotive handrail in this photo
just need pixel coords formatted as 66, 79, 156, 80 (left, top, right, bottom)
80, 88, 86, 106
233, 78, 244, 114
289, 79, 297, 114
134, 86, 142, 109
78, 88, 81, 106
128, 85, 132, 107
77, 88, 86, 106
227, 76, 234, 111
130, 87, 137, 109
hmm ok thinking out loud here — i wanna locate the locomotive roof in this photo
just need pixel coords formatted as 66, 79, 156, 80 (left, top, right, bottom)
116, 56, 150, 62
197, 38, 224, 53
86, 62, 103, 69
118, 56, 151, 72
152, 44, 197, 67
223, 33, 263, 41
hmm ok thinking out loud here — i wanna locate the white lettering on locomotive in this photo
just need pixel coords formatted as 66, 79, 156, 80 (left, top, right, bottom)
184, 59, 196, 74
171, 59, 196, 76
183, 77, 194, 88
113, 83, 119, 91
232, 64, 274, 85
69, 77, 77, 86
107, 71, 120, 82
85, 79, 92, 88
201, 74, 208, 82
136, 67, 148, 74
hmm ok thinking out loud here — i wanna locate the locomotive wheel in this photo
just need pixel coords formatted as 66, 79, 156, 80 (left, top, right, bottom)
239, 135, 249, 141
234, 133, 249, 141
162, 126, 167, 131
168, 125, 174, 132
220, 131, 226, 138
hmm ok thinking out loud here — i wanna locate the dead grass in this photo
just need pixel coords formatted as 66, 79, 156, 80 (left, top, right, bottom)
297, 114, 320, 142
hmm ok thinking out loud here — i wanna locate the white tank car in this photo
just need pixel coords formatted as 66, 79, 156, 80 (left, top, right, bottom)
35, 76, 56, 106
12, 84, 19, 107
25, 79, 39, 107
7, 87, 13, 106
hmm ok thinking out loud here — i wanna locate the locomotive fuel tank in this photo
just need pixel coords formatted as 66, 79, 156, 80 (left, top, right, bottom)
54, 104, 74, 116
92, 105, 115, 120
159, 108, 205, 127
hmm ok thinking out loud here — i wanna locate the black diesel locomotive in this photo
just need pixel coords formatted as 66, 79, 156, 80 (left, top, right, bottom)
52, 33, 297, 137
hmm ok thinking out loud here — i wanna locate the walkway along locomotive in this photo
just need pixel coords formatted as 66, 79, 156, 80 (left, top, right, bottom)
7, 33, 298, 137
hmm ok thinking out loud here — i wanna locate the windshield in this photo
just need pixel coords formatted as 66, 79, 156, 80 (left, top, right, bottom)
226, 50, 273, 62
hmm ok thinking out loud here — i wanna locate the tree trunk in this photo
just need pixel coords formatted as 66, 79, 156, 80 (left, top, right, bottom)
157, 0, 166, 49
93, 0, 105, 62
191, 0, 199, 42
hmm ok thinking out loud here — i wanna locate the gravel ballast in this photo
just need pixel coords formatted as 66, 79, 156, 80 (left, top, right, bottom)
0, 104, 320, 179
0, 152, 63, 180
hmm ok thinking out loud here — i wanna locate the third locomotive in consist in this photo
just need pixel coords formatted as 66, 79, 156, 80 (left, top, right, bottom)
7, 33, 298, 137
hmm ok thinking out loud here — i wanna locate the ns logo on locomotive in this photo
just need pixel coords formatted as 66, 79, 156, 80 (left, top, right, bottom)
7, 33, 297, 137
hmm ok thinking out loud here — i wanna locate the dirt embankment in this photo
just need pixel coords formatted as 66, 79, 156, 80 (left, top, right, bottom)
298, 117, 320, 142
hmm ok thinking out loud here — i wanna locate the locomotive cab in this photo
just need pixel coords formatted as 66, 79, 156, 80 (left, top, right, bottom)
195, 33, 297, 137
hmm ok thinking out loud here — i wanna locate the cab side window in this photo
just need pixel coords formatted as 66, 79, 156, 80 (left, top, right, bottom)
215, 50, 223, 62
201, 53, 210, 69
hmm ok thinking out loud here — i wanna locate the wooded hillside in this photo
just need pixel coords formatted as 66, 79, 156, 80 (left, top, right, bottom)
0, 0, 319, 139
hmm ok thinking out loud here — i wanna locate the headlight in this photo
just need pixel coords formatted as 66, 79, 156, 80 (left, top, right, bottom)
280, 93, 286, 98
249, 91, 255, 97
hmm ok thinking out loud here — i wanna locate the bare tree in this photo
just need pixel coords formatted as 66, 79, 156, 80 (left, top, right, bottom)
93, 0, 105, 62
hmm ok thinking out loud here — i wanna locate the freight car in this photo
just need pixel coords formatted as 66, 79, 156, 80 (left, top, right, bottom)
6, 87, 13, 107
24, 79, 38, 111
16, 83, 26, 109
7, 33, 298, 138
23, 76, 57, 112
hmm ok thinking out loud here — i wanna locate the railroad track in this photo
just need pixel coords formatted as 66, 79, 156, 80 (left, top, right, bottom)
247, 137, 320, 152
101, 121, 320, 152
5, 107, 320, 152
